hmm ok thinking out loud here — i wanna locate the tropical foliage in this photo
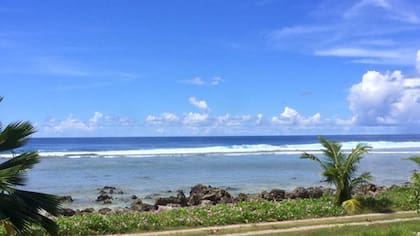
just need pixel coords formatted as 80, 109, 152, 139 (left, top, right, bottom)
301, 136, 372, 205
0, 97, 61, 235
407, 156, 420, 213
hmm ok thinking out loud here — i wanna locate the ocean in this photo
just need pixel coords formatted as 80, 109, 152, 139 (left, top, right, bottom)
2, 135, 420, 208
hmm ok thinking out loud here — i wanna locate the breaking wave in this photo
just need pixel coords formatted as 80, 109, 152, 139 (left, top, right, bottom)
2, 141, 420, 158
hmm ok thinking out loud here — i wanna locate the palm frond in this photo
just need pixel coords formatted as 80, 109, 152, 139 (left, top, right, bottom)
407, 156, 420, 166
344, 143, 371, 172
350, 172, 372, 188
0, 122, 36, 152
0, 190, 61, 235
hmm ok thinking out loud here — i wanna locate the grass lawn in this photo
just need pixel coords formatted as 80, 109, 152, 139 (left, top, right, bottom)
272, 220, 420, 236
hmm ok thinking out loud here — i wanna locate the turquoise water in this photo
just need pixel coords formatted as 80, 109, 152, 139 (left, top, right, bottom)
1, 135, 419, 208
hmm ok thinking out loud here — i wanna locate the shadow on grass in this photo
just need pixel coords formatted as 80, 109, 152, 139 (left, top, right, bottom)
359, 197, 394, 213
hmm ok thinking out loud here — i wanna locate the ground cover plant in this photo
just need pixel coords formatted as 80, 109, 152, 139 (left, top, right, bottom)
1, 185, 417, 236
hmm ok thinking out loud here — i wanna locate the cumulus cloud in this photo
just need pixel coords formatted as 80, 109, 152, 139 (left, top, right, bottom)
348, 70, 420, 125
183, 112, 209, 125
189, 96, 208, 111
271, 107, 321, 126
44, 112, 105, 133
416, 50, 420, 74
146, 112, 179, 125
215, 114, 252, 127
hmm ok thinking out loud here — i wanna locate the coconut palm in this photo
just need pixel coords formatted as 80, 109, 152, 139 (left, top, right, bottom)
0, 97, 61, 235
301, 136, 372, 205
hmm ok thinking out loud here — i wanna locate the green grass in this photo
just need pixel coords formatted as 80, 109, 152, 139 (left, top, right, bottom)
1, 186, 418, 235
273, 220, 420, 236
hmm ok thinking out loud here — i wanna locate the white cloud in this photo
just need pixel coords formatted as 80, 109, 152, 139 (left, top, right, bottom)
210, 77, 223, 86
44, 112, 105, 133
189, 97, 208, 111
181, 77, 205, 86
315, 48, 401, 59
146, 112, 179, 125
271, 107, 321, 126
348, 70, 420, 125
179, 77, 223, 86
215, 114, 252, 127
183, 112, 209, 125
416, 50, 420, 74
269, 25, 331, 38
256, 113, 263, 125
268, 1, 420, 66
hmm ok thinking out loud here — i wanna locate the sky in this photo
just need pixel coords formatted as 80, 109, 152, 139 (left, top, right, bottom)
1, 0, 420, 137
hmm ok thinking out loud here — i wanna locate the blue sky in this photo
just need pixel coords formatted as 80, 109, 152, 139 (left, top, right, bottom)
1, 0, 420, 136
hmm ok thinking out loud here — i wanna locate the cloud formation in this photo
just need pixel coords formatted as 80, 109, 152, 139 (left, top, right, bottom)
43, 112, 105, 133
348, 70, 420, 125
271, 107, 321, 126
417, 50, 420, 74
268, 0, 420, 65
179, 77, 223, 86
189, 96, 209, 111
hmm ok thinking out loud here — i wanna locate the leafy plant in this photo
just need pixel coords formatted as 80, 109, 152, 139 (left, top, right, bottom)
342, 198, 361, 214
407, 155, 420, 213
0, 97, 61, 235
301, 136, 372, 205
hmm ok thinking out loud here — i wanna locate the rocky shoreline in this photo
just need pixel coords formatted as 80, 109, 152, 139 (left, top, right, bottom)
58, 183, 392, 217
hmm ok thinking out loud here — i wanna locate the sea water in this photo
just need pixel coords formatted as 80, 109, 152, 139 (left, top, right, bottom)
2, 135, 419, 208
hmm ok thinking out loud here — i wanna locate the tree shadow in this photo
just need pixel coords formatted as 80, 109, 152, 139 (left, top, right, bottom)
359, 196, 393, 213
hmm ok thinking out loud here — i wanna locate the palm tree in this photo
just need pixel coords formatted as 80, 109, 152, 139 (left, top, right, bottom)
0, 97, 61, 235
301, 136, 372, 205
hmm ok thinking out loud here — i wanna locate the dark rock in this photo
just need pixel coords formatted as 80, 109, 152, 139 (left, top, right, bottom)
130, 199, 154, 211
155, 190, 188, 207
96, 194, 112, 202
109, 189, 124, 194
80, 208, 95, 214
292, 187, 309, 199
260, 189, 285, 201
353, 183, 378, 195
58, 195, 73, 203
269, 189, 286, 201
285, 192, 297, 199
131, 195, 138, 200
322, 187, 335, 195
307, 187, 324, 198
98, 208, 112, 215
103, 199, 112, 204
188, 184, 233, 206
59, 208, 76, 217
140, 203, 155, 212
234, 193, 248, 202
103, 186, 116, 190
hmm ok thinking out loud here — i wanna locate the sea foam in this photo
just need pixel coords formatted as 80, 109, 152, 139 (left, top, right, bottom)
2, 141, 420, 158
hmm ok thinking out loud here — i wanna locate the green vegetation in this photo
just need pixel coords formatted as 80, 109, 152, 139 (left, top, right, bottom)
358, 185, 414, 213
408, 155, 420, 213
273, 220, 420, 236
301, 136, 372, 204
0, 186, 416, 236
0, 196, 345, 235
0, 97, 61, 235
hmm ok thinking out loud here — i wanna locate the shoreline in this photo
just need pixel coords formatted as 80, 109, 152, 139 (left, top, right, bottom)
58, 182, 401, 216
